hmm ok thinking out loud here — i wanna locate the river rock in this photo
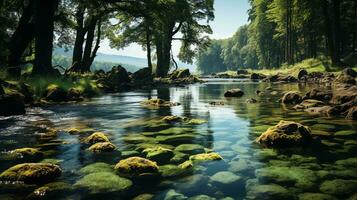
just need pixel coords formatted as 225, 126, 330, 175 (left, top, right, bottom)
334, 68, 357, 85
320, 179, 357, 196
245, 181, 294, 200
79, 162, 113, 174
164, 189, 187, 200
189, 152, 223, 162
85, 132, 109, 145
224, 88, 244, 97
345, 106, 357, 120
0, 163, 61, 184
255, 166, 318, 190
107, 65, 130, 84
8, 148, 43, 160
175, 144, 206, 155
294, 99, 325, 110
210, 171, 242, 186
88, 142, 116, 152
331, 86, 357, 104
170, 69, 191, 79
298, 193, 338, 200
298, 69, 308, 80
74, 172, 132, 194
256, 120, 312, 147
114, 157, 160, 179
45, 84, 68, 102
32, 182, 72, 198
132, 67, 152, 83
141, 98, 180, 108
159, 164, 191, 178
143, 147, 174, 164
281, 91, 302, 104
251, 73, 266, 80
303, 88, 333, 102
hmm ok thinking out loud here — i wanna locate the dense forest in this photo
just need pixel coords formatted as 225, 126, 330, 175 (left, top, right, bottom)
0, 0, 214, 77
197, 0, 357, 74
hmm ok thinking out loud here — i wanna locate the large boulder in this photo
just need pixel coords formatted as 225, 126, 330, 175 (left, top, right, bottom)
251, 73, 266, 80
256, 120, 312, 147
143, 147, 174, 165
0, 163, 61, 184
331, 85, 357, 104
132, 67, 152, 83
88, 142, 116, 152
114, 157, 160, 179
45, 84, 68, 102
224, 88, 244, 97
107, 65, 130, 84
85, 132, 109, 145
298, 69, 308, 80
281, 91, 302, 104
334, 68, 357, 85
303, 88, 333, 102
0, 92, 26, 116
170, 69, 191, 79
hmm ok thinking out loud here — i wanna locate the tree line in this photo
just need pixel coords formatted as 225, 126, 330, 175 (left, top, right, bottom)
197, 0, 357, 74
0, 0, 214, 78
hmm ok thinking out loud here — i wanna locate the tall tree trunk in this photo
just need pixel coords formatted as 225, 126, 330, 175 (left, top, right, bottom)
87, 20, 102, 72
32, 0, 58, 75
333, 0, 341, 62
145, 23, 153, 74
7, 0, 35, 77
70, 6, 85, 72
321, 0, 338, 67
82, 18, 97, 72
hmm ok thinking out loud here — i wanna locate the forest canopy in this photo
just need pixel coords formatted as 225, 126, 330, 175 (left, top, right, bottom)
197, 0, 357, 74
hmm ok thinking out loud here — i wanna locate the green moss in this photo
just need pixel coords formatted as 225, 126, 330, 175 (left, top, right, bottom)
79, 162, 114, 175
141, 99, 180, 108
143, 147, 174, 164
74, 172, 132, 194
170, 151, 189, 164
175, 144, 206, 155
186, 119, 207, 125
114, 157, 160, 178
0, 163, 62, 184
8, 148, 43, 159
320, 179, 357, 196
85, 132, 109, 145
88, 142, 116, 152
33, 182, 72, 198
246, 183, 294, 200
189, 152, 223, 162
40, 159, 63, 165
298, 193, 338, 200
159, 165, 191, 178
156, 134, 198, 145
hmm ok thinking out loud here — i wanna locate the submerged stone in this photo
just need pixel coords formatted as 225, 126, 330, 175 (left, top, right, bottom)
156, 134, 198, 145
79, 162, 113, 175
88, 142, 116, 152
335, 158, 357, 167
175, 144, 206, 155
186, 119, 207, 125
121, 150, 140, 158
85, 132, 109, 145
133, 193, 155, 200
210, 171, 242, 186
114, 157, 160, 179
170, 151, 189, 164
298, 193, 338, 200
334, 130, 357, 137
32, 182, 72, 198
0, 163, 61, 184
74, 172, 132, 194
164, 189, 187, 200
255, 166, 318, 190
188, 195, 216, 200
245, 183, 294, 200
159, 164, 191, 178
256, 120, 312, 147
143, 147, 174, 164
319, 179, 357, 196
224, 88, 244, 97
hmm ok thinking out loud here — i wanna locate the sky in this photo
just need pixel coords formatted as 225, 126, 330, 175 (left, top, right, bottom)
98, 0, 251, 58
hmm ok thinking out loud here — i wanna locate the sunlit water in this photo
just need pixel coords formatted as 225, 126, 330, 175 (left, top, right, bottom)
0, 79, 356, 199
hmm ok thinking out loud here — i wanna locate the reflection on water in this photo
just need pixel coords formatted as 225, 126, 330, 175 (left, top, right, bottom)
0, 79, 356, 199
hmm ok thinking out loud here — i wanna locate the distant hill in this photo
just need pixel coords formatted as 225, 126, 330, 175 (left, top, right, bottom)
53, 48, 196, 73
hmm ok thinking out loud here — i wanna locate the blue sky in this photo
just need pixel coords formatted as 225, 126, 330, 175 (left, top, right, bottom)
99, 0, 250, 58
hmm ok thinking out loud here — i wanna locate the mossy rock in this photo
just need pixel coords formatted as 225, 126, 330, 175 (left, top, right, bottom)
253, 149, 278, 161
74, 172, 132, 194
210, 171, 242, 186
255, 166, 318, 190
170, 151, 189, 164
175, 144, 206, 155
135, 143, 174, 152
228, 159, 260, 175
114, 157, 160, 179
187, 195, 216, 200
319, 179, 357, 196
156, 134, 198, 145
85, 132, 109, 145
141, 99, 180, 108
45, 84, 68, 102
245, 183, 294, 200
143, 147, 174, 165
335, 158, 357, 167
334, 130, 357, 137
224, 88, 244, 97
159, 164, 191, 178
256, 120, 312, 147
0, 163, 61, 184
189, 152, 223, 162
7, 148, 43, 160
121, 150, 140, 158
186, 119, 207, 125
79, 162, 114, 175
281, 91, 302, 104
161, 116, 187, 123
164, 189, 187, 200
122, 134, 155, 144
88, 142, 116, 153
298, 193, 338, 200
32, 182, 72, 198
144, 127, 194, 137
133, 193, 155, 200
40, 159, 63, 165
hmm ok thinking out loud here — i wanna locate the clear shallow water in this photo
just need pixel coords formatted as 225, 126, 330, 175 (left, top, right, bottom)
0, 79, 356, 199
